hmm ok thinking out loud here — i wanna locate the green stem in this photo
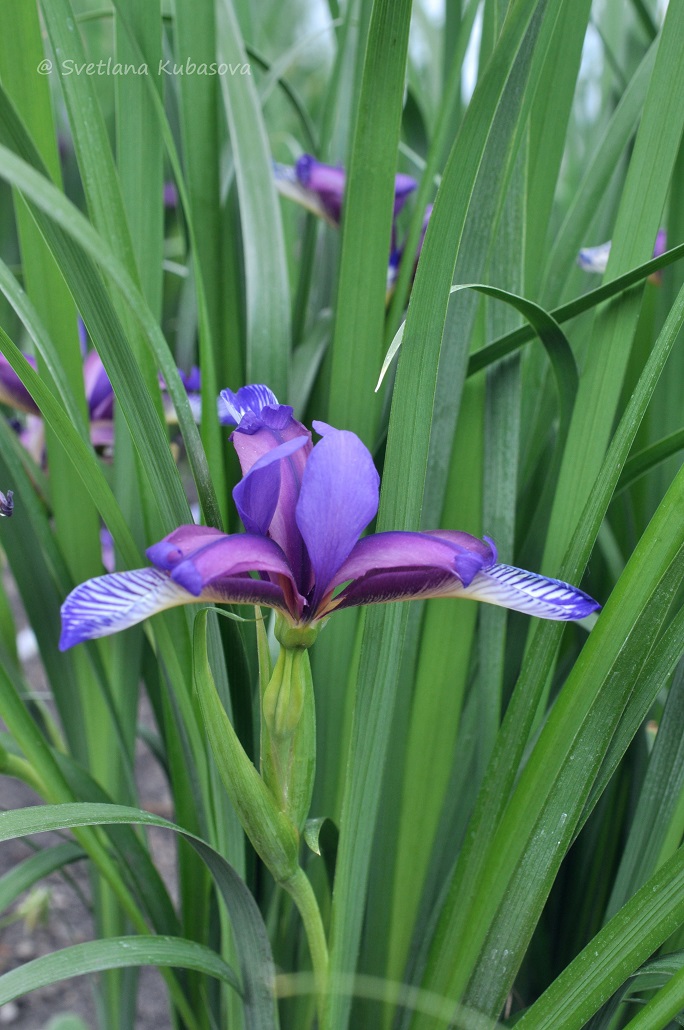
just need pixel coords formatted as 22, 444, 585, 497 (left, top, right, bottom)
0, 751, 47, 796
284, 866, 329, 1021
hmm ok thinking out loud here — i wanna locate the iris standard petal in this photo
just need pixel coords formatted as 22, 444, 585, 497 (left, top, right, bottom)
233, 436, 311, 588
59, 567, 197, 649
218, 385, 312, 479
296, 427, 380, 613
218, 384, 282, 426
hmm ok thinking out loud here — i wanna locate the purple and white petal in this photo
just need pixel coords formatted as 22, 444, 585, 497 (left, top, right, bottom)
218, 384, 312, 480
0, 489, 13, 517
218, 384, 282, 426
333, 561, 600, 621
577, 241, 611, 274
459, 564, 601, 620
90, 420, 115, 454
296, 427, 380, 613
59, 567, 196, 649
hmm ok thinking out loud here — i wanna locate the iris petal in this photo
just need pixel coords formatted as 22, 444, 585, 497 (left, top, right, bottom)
59, 567, 196, 649
296, 427, 380, 613
459, 564, 601, 620
330, 530, 495, 595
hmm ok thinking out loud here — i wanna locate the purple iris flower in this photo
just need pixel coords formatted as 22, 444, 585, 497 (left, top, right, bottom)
59, 385, 600, 650
0, 341, 201, 462
0, 353, 41, 416
274, 155, 417, 228
578, 229, 667, 275
0, 489, 13, 517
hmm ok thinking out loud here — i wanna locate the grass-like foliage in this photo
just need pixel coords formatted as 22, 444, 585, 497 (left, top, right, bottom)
0, 0, 683, 1027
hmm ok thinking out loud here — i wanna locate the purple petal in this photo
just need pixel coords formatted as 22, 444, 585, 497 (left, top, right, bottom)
179, 366, 201, 392
233, 437, 311, 586
147, 525, 228, 570
90, 420, 114, 454
218, 384, 284, 427
0, 354, 40, 414
83, 350, 114, 420
77, 316, 88, 355
653, 228, 667, 259
295, 155, 346, 224
330, 530, 496, 594
60, 567, 196, 649
18, 415, 45, 465
333, 560, 600, 621
148, 527, 303, 618
169, 532, 295, 595
218, 386, 312, 504
393, 172, 418, 215
0, 489, 13, 517
296, 428, 380, 613
295, 155, 417, 226
458, 564, 601, 620
163, 181, 178, 209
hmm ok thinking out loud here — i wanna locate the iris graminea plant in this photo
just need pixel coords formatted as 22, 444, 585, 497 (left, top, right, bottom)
0, 1, 683, 1029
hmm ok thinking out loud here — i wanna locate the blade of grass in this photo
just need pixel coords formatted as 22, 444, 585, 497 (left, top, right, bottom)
325, 5, 558, 1028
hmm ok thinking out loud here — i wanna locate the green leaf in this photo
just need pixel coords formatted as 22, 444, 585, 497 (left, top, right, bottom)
216, 0, 291, 397
327, 0, 413, 444
0, 803, 279, 1030
326, 4, 558, 1028
0, 843, 84, 914
516, 846, 684, 1030
0, 936, 240, 1005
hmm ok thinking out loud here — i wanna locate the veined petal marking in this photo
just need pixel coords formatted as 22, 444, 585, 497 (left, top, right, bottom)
462, 564, 600, 620
59, 568, 194, 649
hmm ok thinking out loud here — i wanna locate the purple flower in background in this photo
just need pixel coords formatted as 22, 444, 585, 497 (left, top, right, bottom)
0, 338, 201, 463
0, 353, 41, 416
274, 154, 417, 227
163, 181, 179, 209
578, 229, 667, 277
60, 385, 600, 650
0, 488, 13, 517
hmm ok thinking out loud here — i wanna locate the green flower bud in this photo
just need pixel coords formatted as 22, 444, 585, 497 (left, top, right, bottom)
261, 644, 316, 831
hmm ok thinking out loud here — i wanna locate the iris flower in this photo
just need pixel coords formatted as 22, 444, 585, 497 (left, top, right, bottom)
0, 347, 201, 463
0, 489, 13, 517
274, 154, 417, 228
578, 229, 667, 276
60, 385, 599, 650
